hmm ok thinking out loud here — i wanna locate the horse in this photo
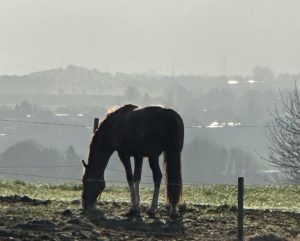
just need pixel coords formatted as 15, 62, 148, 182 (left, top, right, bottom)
81, 104, 184, 218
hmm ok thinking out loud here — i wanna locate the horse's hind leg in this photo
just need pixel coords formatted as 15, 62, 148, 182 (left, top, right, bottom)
147, 156, 162, 217
118, 152, 139, 216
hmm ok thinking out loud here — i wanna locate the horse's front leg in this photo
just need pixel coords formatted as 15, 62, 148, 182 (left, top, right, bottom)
147, 156, 162, 217
133, 156, 143, 210
118, 152, 139, 216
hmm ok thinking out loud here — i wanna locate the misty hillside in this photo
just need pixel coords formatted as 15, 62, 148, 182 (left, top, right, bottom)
0, 65, 296, 96
0, 65, 296, 184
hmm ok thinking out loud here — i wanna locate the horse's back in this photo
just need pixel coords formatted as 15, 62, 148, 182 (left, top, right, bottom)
131, 106, 183, 133
114, 106, 183, 155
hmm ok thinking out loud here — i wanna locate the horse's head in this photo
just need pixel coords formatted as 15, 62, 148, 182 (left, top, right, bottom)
81, 160, 105, 210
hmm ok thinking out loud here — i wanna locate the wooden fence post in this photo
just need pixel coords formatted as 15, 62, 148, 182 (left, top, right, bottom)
93, 118, 99, 133
238, 177, 244, 241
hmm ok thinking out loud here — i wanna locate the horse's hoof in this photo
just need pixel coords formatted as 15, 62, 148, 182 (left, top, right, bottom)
169, 212, 180, 220
124, 209, 140, 217
178, 203, 187, 214
146, 208, 157, 218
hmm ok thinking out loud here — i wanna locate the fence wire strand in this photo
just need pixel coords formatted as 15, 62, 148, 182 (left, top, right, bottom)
0, 117, 271, 129
0, 169, 238, 186
0, 118, 91, 128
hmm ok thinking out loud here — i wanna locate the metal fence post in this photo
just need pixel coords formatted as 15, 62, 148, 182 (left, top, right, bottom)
93, 118, 99, 133
238, 177, 244, 241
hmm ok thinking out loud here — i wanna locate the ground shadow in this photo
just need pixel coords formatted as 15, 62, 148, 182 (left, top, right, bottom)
85, 209, 185, 235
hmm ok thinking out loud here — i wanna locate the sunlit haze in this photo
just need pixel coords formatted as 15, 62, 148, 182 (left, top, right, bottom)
1, 0, 300, 75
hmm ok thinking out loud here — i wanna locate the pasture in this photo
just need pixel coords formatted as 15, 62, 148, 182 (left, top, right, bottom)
0, 180, 299, 241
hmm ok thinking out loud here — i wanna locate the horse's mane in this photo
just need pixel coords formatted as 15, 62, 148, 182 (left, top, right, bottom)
88, 104, 138, 162
98, 104, 138, 131
106, 104, 138, 117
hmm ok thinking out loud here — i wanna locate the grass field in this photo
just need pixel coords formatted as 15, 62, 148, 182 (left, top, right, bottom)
1, 179, 299, 211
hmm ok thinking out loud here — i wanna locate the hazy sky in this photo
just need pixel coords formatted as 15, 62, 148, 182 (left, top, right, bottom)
1, 0, 300, 75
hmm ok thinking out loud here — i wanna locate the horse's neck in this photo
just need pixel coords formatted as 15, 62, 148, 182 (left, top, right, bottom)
88, 134, 113, 177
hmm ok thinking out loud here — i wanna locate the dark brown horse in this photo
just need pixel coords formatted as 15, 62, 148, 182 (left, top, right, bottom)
82, 104, 184, 218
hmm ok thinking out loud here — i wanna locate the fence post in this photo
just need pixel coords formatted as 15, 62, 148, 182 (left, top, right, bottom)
93, 118, 99, 133
238, 177, 244, 241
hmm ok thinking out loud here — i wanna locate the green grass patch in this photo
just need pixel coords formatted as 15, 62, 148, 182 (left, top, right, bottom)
184, 184, 300, 211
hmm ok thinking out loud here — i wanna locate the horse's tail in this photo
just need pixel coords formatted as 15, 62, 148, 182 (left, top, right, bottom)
164, 150, 183, 205
164, 112, 184, 205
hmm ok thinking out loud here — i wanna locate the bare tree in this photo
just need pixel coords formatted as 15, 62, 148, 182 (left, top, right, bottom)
267, 84, 300, 183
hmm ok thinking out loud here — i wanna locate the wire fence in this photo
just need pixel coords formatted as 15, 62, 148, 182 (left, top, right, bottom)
0, 116, 273, 186
0, 165, 230, 186
0, 117, 272, 129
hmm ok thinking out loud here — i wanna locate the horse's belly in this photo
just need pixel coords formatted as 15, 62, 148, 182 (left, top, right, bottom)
120, 141, 163, 157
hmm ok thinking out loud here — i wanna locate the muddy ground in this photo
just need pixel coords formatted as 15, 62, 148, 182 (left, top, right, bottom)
0, 195, 299, 241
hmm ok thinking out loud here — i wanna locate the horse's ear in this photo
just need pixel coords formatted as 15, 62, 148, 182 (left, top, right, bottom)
82, 160, 88, 168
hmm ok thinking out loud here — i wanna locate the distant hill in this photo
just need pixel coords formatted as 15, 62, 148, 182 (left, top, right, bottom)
0, 65, 116, 95
1, 64, 294, 98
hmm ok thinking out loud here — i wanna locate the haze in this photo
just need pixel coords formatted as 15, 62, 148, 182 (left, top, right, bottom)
1, 0, 300, 75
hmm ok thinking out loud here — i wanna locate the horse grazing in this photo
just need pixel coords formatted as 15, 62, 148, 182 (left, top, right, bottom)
82, 104, 184, 218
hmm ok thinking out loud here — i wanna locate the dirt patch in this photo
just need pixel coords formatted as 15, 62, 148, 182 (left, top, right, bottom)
0, 196, 299, 241
245, 234, 289, 241
0, 195, 51, 205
